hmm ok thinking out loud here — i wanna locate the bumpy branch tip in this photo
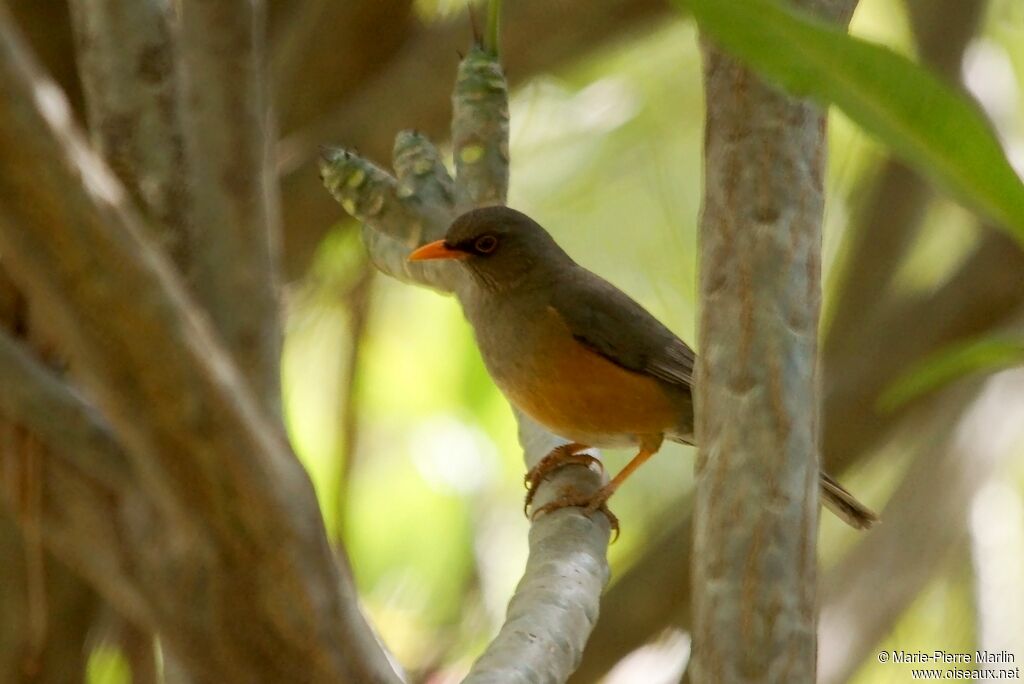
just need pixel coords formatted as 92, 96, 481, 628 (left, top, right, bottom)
452, 46, 510, 210
319, 146, 425, 248
392, 130, 455, 241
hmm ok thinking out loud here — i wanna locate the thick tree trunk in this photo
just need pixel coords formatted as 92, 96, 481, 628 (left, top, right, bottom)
691, 1, 856, 681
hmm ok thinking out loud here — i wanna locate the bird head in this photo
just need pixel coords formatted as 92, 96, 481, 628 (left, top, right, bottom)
408, 206, 571, 291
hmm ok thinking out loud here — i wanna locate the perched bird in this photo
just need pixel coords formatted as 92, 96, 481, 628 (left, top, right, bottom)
409, 206, 877, 532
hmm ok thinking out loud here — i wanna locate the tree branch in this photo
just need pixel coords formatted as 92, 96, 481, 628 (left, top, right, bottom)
281, 0, 670, 278
0, 12, 400, 682
574, 1, 999, 675
0, 330, 129, 491
0, 266, 154, 634
452, 46, 509, 211
321, 38, 611, 682
691, 1, 855, 679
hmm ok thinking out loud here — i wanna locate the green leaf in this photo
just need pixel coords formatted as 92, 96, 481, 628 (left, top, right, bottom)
677, 0, 1024, 247
878, 336, 1024, 411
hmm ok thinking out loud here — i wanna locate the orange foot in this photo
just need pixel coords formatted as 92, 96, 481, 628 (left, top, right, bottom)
530, 485, 620, 542
523, 442, 602, 515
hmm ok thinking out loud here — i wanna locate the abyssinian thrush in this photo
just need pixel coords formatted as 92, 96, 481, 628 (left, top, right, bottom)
409, 206, 877, 532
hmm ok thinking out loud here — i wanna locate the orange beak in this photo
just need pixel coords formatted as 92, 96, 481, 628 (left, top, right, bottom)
408, 240, 469, 262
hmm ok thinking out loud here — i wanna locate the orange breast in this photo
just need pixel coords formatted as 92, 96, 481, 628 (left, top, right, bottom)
498, 307, 683, 443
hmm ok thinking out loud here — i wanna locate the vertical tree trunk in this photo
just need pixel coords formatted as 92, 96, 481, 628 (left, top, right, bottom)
691, 2, 855, 681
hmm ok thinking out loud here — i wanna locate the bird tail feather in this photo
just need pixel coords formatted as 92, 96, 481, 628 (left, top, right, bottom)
669, 433, 878, 530
820, 470, 879, 530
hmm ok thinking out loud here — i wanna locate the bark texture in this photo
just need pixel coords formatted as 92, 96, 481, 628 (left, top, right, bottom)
691, 1, 855, 681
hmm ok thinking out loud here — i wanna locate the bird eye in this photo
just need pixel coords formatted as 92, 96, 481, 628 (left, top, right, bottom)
474, 235, 498, 254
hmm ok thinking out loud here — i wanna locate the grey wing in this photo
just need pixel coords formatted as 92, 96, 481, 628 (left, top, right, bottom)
551, 270, 696, 389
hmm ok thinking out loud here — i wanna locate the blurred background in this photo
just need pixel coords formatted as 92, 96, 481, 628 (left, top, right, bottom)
4, 0, 1023, 682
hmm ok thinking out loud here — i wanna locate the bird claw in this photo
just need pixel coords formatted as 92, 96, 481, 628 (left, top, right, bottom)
522, 444, 602, 515
529, 486, 620, 542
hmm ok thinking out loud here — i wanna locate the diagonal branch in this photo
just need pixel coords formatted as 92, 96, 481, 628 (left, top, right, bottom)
824, 229, 1024, 476
0, 12, 400, 683
0, 267, 153, 634
0, 330, 130, 491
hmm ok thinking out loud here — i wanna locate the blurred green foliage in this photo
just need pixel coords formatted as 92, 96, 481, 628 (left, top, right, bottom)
682, 0, 1024, 244
881, 336, 1024, 411
86, 646, 129, 684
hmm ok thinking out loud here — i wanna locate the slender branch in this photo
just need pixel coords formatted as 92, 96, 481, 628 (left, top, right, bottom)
484, 0, 502, 56
0, 330, 130, 491
568, 502, 694, 684
280, 0, 670, 278
691, 1, 855, 679
0, 13, 400, 682
321, 142, 458, 292
332, 259, 373, 539
178, 0, 283, 415
320, 42, 611, 683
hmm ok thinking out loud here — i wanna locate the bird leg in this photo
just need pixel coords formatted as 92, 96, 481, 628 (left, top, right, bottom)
523, 442, 600, 515
530, 436, 663, 541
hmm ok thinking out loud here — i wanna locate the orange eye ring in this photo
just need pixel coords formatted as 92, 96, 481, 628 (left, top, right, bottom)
475, 235, 498, 254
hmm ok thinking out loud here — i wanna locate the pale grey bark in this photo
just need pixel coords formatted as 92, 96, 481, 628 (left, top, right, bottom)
691, 1, 856, 681
321, 38, 611, 683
